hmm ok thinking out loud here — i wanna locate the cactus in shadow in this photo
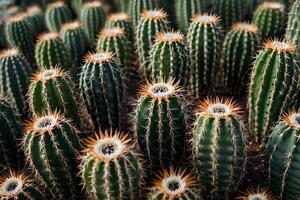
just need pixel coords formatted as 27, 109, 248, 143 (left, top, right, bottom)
25, 5, 46, 37
129, 0, 156, 27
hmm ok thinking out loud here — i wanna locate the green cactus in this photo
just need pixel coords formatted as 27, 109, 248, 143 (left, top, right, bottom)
235, 187, 275, 200
80, 1, 106, 47
252, 2, 285, 38
134, 81, 187, 169
220, 22, 261, 96
25, 5, 46, 37
22, 113, 81, 200
45, 1, 72, 32
80, 130, 142, 200
28, 67, 81, 128
193, 98, 247, 199
148, 31, 189, 86
79, 52, 123, 131
105, 12, 133, 41
0, 171, 44, 199
35, 32, 71, 70
213, 0, 245, 30
5, 13, 36, 65
0, 49, 31, 115
71, 0, 83, 17
96, 27, 133, 77
115, 0, 131, 12
129, 0, 156, 27
187, 14, 222, 97
148, 168, 202, 200
248, 40, 299, 144
136, 9, 169, 77
265, 111, 300, 200
0, 21, 7, 50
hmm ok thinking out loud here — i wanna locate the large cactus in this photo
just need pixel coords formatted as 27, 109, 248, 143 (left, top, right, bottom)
22, 113, 81, 199
220, 22, 261, 96
80, 52, 123, 131
187, 14, 222, 97
80, 130, 142, 200
25, 5, 46, 37
265, 111, 300, 200
134, 80, 187, 169
248, 40, 299, 144
193, 98, 247, 199
129, 0, 156, 27
0, 49, 31, 115
148, 31, 189, 86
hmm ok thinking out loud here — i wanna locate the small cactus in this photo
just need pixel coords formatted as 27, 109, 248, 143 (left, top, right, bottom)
80, 130, 142, 200
235, 187, 275, 200
129, 0, 156, 27
25, 5, 46, 37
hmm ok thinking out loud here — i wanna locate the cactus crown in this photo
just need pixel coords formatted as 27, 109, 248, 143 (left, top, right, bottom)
47, 1, 65, 8
141, 9, 167, 20
264, 39, 296, 52
37, 32, 59, 42
84, 52, 115, 64
0, 172, 28, 198
139, 81, 181, 100
26, 5, 41, 14
0, 48, 19, 58
157, 31, 184, 43
8, 13, 27, 22
260, 2, 284, 12
7, 6, 19, 14
233, 22, 258, 33
236, 187, 275, 200
61, 21, 81, 31
108, 12, 130, 22
284, 111, 300, 129
82, 1, 102, 8
32, 67, 65, 82
191, 14, 220, 24
100, 27, 124, 37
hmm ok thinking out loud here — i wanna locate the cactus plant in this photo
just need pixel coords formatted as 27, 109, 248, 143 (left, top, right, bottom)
80, 130, 142, 200
193, 98, 247, 199
134, 80, 187, 169
136, 9, 169, 76
35, 32, 71, 70
80, 1, 106, 47
252, 2, 285, 38
148, 168, 202, 200
28, 67, 81, 127
235, 187, 275, 200
22, 113, 81, 199
0, 49, 31, 115
0, 171, 44, 199
25, 5, 46, 37
265, 111, 300, 200
148, 31, 189, 86
5, 13, 36, 65
45, 1, 72, 32
187, 14, 222, 97
248, 40, 299, 144
129, 0, 156, 27
80, 52, 123, 131
220, 22, 261, 96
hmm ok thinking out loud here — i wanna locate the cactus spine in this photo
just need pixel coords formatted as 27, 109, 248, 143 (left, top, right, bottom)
221, 22, 261, 96
252, 2, 285, 38
134, 81, 187, 169
45, 1, 72, 32
187, 14, 222, 97
265, 111, 300, 199
129, 0, 156, 27
0, 49, 31, 115
248, 40, 299, 144
35, 32, 71, 70
22, 113, 81, 199
148, 168, 201, 200
80, 52, 123, 131
193, 98, 247, 199
80, 130, 142, 200
80, 1, 106, 47
25, 6, 46, 36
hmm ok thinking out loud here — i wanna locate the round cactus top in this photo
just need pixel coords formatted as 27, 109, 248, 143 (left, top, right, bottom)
83, 1, 102, 8
61, 21, 81, 31
26, 5, 42, 14
100, 27, 124, 37
34, 115, 58, 132
34, 68, 65, 82
157, 31, 184, 43
0, 172, 27, 198
47, 1, 65, 9
260, 2, 284, 11
37, 32, 59, 42
233, 22, 258, 33
192, 14, 220, 24
0, 49, 19, 58
235, 187, 275, 200
108, 12, 130, 22
140, 81, 181, 100
84, 52, 115, 64
285, 112, 300, 129
8, 13, 27, 23
141, 9, 167, 20
264, 40, 295, 52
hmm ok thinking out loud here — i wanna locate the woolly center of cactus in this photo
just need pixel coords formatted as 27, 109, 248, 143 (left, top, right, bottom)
208, 104, 230, 117
144, 10, 165, 19
0, 49, 18, 58
38, 32, 58, 41
102, 28, 123, 37
109, 13, 129, 22
236, 23, 257, 32
159, 32, 183, 43
193, 15, 218, 24
163, 176, 186, 194
1, 178, 22, 196
248, 194, 266, 200
149, 83, 174, 97
261, 2, 284, 11
40, 69, 57, 80
289, 114, 300, 128
271, 42, 290, 49
94, 138, 123, 159
35, 116, 57, 131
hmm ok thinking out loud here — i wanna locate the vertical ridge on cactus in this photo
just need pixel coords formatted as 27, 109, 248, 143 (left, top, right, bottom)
129, 0, 156, 27
248, 39, 299, 144
235, 187, 276, 200
187, 14, 222, 97
193, 98, 247, 199
80, 130, 142, 200
25, 5, 46, 37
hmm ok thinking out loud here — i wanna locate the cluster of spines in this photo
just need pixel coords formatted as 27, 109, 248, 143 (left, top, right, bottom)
235, 187, 275, 200
105, 12, 133, 41
129, 0, 156, 27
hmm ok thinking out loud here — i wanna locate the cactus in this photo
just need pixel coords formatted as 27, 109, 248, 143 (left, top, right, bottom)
45, 1, 72, 32
252, 2, 285, 38
136, 9, 169, 76
25, 5, 46, 37
22, 113, 81, 199
134, 80, 187, 169
148, 31, 189, 86
0, 171, 44, 199
248, 40, 299, 144
220, 22, 261, 96
80, 1, 106, 47
235, 187, 275, 200
80, 130, 142, 200
28, 67, 81, 127
129, 0, 156, 27
0, 49, 31, 115
187, 14, 222, 97
5, 13, 36, 65
96, 27, 133, 77
193, 98, 247, 199
115, 0, 131, 12
148, 168, 201, 200
35, 32, 71, 70
265, 111, 300, 199
71, 0, 83, 17
213, 0, 245, 30
80, 52, 123, 131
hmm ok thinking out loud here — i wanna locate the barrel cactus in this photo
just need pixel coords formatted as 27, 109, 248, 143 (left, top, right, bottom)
134, 80, 187, 169
187, 14, 222, 97
129, 0, 156, 27
80, 130, 142, 200
193, 98, 247, 199
25, 5, 46, 36
105, 12, 133, 41
235, 187, 275, 200
248, 40, 299, 144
